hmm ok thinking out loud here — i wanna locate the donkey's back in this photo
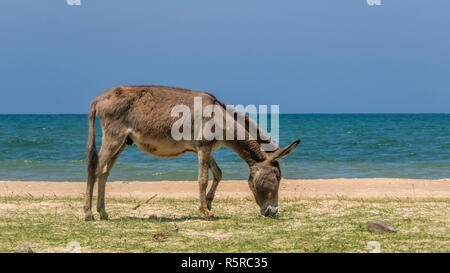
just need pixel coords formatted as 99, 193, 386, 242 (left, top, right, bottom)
94, 85, 220, 130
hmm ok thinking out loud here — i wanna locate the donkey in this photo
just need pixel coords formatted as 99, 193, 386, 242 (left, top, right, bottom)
84, 85, 300, 221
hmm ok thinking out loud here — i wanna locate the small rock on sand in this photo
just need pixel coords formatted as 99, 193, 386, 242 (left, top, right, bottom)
367, 220, 396, 233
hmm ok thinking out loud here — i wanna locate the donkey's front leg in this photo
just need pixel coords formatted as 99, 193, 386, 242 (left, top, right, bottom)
206, 157, 222, 210
197, 148, 213, 218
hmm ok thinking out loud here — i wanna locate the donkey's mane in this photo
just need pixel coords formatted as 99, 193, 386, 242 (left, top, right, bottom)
207, 96, 278, 163
209, 95, 278, 151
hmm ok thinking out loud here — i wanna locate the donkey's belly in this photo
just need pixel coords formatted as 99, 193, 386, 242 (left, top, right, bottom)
134, 139, 195, 158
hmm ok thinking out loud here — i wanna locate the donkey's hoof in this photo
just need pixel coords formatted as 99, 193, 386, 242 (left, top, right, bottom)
204, 213, 214, 220
99, 212, 109, 220
206, 201, 212, 211
199, 207, 214, 219
85, 215, 95, 221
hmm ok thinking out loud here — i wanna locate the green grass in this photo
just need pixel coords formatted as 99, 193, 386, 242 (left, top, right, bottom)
0, 196, 449, 253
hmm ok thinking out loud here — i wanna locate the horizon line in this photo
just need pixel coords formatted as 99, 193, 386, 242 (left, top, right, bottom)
1, 112, 449, 115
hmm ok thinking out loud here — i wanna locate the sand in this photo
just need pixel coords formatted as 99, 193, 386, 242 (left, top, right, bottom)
0, 178, 449, 200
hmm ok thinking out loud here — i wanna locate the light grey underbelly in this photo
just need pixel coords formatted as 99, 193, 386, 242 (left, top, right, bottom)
130, 131, 222, 158
134, 140, 195, 158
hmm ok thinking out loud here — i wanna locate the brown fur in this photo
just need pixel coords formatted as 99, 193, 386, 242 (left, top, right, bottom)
84, 85, 300, 220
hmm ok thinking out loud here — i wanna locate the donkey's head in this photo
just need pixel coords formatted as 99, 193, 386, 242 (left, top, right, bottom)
248, 139, 300, 217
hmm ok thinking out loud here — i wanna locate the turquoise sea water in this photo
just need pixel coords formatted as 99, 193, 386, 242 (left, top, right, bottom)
0, 114, 448, 181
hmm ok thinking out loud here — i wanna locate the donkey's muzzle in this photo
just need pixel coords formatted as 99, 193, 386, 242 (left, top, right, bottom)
261, 203, 278, 217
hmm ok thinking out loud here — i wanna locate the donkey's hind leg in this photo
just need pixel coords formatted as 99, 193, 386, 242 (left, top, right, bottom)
84, 176, 96, 221
206, 157, 222, 210
95, 134, 127, 220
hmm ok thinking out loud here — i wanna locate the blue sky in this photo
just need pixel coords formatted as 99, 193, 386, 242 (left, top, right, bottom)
0, 0, 449, 113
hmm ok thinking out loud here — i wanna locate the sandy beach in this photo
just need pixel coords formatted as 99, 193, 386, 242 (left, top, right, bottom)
1, 178, 449, 200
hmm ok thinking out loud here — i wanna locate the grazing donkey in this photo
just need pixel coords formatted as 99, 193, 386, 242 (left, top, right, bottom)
84, 86, 300, 221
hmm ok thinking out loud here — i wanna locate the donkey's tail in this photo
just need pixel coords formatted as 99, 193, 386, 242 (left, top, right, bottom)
87, 100, 98, 184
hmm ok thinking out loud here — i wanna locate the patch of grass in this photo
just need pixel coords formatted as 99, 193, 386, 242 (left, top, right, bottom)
0, 196, 448, 253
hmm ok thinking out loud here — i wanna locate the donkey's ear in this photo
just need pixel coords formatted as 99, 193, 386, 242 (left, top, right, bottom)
270, 139, 301, 161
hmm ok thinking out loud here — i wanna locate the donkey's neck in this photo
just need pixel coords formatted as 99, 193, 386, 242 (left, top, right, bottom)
224, 140, 267, 167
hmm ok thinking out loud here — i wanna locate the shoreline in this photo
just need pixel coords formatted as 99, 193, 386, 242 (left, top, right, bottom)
1, 178, 449, 200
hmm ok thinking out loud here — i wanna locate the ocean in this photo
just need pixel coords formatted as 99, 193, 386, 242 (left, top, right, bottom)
0, 114, 448, 181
